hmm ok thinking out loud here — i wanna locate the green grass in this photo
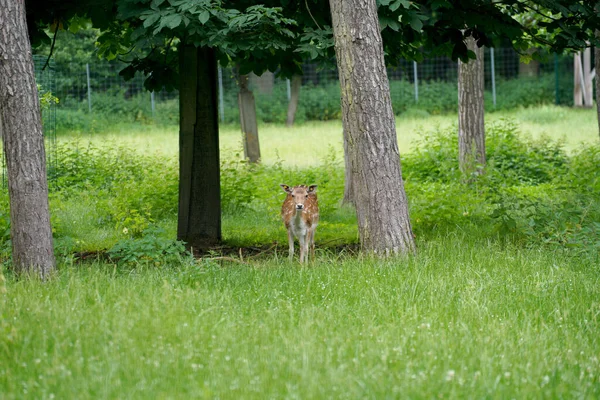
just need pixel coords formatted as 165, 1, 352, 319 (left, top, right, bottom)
2, 106, 600, 398
54, 105, 599, 167
1, 236, 599, 398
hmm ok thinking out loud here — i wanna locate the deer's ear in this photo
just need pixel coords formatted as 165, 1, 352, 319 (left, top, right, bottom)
280, 184, 292, 193
308, 185, 317, 193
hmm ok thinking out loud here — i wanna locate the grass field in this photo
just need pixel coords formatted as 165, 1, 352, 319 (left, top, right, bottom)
2, 236, 599, 399
2, 105, 600, 398
56, 105, 599, 166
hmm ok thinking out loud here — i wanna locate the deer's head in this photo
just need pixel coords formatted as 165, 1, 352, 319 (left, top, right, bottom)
280, 184, 317, 210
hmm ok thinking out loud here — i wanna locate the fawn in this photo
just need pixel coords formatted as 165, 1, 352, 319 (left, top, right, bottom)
280, 184, 319, 263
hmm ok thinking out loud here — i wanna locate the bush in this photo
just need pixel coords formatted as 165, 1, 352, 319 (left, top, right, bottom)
402, 119, 568, 185
108, 226, 189, 267
401, 120, 600, 254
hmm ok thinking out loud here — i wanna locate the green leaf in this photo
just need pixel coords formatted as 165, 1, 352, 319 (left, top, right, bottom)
390, 0, 410, 11
409, 14, 423, 31
199, 10, 210, 24
142, 12, 161, 28
163, 14, 182, 29
151, 0, 167, 10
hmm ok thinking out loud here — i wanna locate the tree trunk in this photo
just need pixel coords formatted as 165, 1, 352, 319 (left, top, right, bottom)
0, 0, 55, 278
178, 45, 221, 248
249, 71, 274, 94
238, 74, 260, 163
458, 36, 485, 178
329, 0, 415, 255
518, 48, 540, 78
342, 129, 353, 205
596, 33, 600, 140
583, 47, 593, 108
286, 75, 302, 127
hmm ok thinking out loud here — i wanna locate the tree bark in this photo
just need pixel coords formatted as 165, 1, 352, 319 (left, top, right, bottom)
238, 74, 260, 163
0, 0, 55, 277
458, 36, 485, 178
596, 32, 600, 140
342, 129, 353, 205
583, 47, 593, 108
518, 48, 539, 78
286, 75, 302, 127
329, 0, 415, 255
249, 71, 274, 94
178, 45, 221, 248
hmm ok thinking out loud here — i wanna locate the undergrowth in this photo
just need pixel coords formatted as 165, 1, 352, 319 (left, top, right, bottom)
0, 119, 599, 267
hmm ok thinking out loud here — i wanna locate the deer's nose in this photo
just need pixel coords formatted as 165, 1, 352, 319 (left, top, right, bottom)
296, 204, 304, 210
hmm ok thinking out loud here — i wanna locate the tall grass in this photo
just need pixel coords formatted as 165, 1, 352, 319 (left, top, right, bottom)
1, 236, 599, 398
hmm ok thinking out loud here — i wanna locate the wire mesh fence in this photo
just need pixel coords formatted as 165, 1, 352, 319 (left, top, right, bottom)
0, 49, 583, 187
1, 57, 57, 188
44, 48, 577, 131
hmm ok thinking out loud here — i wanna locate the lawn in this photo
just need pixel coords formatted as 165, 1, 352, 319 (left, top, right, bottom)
2, 236, 599, 399
1, 105, 600, 398
54, 105, 599, 167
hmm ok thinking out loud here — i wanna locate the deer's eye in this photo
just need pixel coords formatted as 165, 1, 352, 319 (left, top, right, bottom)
291, 194, 295, 197
305, 195, 309, 198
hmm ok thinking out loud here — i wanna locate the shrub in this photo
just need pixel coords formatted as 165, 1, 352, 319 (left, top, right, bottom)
402, 119, 568, 185
108, 226, 189, 267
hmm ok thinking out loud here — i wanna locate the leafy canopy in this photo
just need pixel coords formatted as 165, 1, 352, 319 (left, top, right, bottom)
26, 0, 600, 90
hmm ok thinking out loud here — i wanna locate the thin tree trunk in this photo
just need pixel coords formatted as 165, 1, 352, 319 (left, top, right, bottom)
286, 75, 302, 127
518, 48, 540, 78
596, 32, 600, 140
0, 0, 55, 277
238, 74, 260, 163
583, 47, 593, 107
178, 45, 221, 248
249, 71, 274, 94
330, 0, 415, 255
458, 36, 485, 178
574, 52, 583, 107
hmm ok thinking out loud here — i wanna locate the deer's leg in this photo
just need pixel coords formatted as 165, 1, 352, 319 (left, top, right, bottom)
287, 229, 295, 260
298, 233, 307, 263
308, 227, 316, 261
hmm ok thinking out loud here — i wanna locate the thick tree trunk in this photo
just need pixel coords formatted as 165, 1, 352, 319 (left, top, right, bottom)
0, 0, 55, 277
458, 36, 485, 178
330, 0, 415, 255
342, 130, 353, 205
238, 74, 260, 163
178, 45, 221, 248
286, 75, 302, 127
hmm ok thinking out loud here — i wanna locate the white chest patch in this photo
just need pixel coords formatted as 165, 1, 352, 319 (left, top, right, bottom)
290, 212, 308, 238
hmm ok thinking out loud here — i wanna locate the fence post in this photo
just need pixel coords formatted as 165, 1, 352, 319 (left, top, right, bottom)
86, 63, 92, 113
490, 47, 496, 108
218, 62, 224, 122
413, 61, 419, 103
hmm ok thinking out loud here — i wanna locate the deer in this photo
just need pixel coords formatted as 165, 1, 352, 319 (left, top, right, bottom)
279, 184, 319, 263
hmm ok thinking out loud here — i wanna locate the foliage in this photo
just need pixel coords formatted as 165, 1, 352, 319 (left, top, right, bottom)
5, 110, 600, 262
403, 119, 569, 185
37, 85, 59, 110
108, 226, 188, 266
26, 0, 600, 92
0, 196, 11, 258
58, 72, 568, 128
